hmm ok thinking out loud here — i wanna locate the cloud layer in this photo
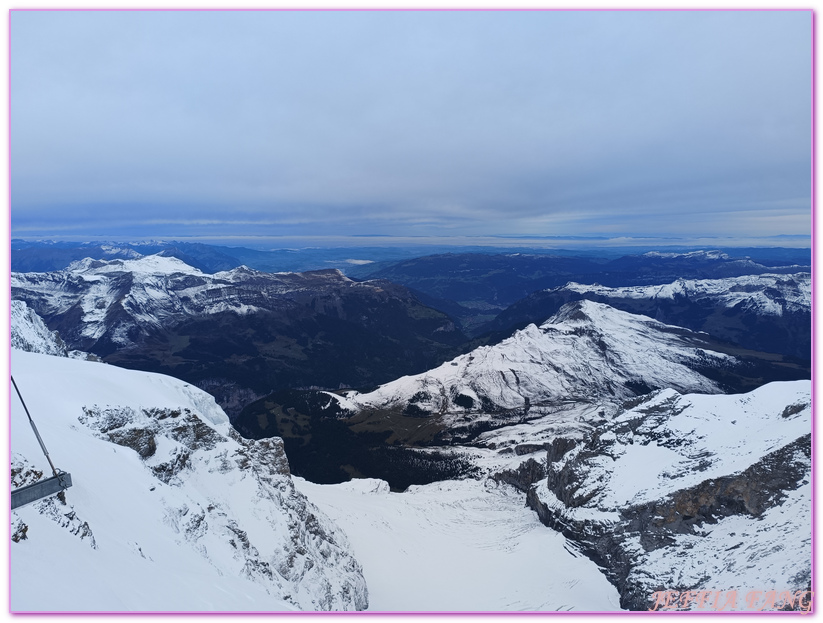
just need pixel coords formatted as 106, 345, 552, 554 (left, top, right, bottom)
11, 10, 812, 241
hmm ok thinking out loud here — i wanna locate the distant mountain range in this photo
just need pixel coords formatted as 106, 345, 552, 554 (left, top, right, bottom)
346, 250, 811, 335
483, 273, 811, 360
12, 255, 467, 416
12, 239, 811, 338
12, 238, 810, 275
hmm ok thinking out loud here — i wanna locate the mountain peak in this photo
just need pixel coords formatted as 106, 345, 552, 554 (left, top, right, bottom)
543, 299, 638, 329
543, 299, 599, 324
348, 301, 736, 427
65, 253, 203, 276
213, 264, 263, 279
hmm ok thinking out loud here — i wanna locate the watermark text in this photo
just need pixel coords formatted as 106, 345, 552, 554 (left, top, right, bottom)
649, 589, 813, 613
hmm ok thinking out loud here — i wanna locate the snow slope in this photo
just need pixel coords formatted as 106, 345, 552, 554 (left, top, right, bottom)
65, 254, 204, 277
345, 300, 734, 420
10, 349, 367, 612
560, 273, 810, 318
11, 254, 365, 349
556, 381, 810, 509
530, 381, 811, 610
294, 477, 621, 612
10, 299, 92, 360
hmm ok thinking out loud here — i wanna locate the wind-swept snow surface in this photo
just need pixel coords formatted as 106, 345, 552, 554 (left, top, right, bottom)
10, 350, 367, 612
294, 477, 622, 611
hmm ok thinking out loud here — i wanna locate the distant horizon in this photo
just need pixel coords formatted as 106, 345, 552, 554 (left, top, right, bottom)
9, 233, 813, 252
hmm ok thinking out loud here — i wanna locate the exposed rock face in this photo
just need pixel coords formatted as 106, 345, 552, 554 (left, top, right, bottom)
491, 457, 546, 493
527, 382, 811, 611
75, 404, 368, 610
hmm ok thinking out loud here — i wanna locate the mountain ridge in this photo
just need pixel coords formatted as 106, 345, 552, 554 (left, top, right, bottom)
10, 250, 812, 611
10, 347, 368, 611
234, 298, 808, 486
12, 254, 468, 416
482, 273, 811, 360
527, 381, 811, 610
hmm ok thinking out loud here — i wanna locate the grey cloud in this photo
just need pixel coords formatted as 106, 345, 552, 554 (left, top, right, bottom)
11, 10, 811, 240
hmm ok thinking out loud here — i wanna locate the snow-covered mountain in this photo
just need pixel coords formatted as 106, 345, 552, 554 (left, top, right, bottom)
10, 349, 368, 612
11, 241, 145, 273
339, 301, 736, 430
561, 272, 810, 317
12, 253, 466, 416
528, 381, 811, 610
11, 254, 461, 354
236, 297, 805, 472
11, 255, 355, 350
486, 273, 811, 359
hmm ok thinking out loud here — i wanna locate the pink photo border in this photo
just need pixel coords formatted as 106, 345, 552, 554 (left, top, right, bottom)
4, 6, 816, 618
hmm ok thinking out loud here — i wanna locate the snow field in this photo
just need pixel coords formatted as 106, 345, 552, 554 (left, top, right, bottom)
295, 476, 622, 612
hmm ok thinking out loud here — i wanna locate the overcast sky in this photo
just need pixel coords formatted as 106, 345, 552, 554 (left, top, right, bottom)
10, 9, 812, 245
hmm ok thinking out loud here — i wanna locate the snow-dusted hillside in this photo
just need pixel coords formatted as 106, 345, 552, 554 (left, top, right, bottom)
487, 273, 811, 360
528, 381, 811, 610
342, 300, 735, 424
561, 272, 810, 317
11, 255, 348, 349
12, 253, 465, 416
11, 299, 93, 360
10, 349, 367, 612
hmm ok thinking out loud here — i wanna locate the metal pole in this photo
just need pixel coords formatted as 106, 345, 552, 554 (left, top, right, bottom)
11, 375, 58, 477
